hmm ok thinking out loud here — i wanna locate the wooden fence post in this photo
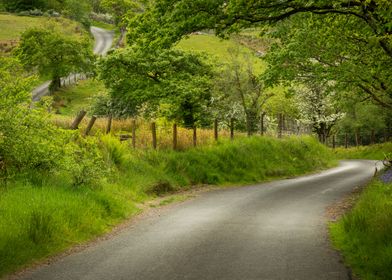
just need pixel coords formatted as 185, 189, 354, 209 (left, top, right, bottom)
371, 129, 375, 145
332, 134, 336, 149
384, 129, 389, 143
132, 119, 136, 149
84, 115, 97, 136
345, 132, 348, 149
193, 126, 197, 147
230, 118, 234, 140
214, 119, 218, 141
106, 115, 112, 134
173, 123, 177, 150
70, 110, 86, 130
355, 129, 360, 146
260, 113, 265, 136
278, 113, 283, 138
151, 122, 157, 149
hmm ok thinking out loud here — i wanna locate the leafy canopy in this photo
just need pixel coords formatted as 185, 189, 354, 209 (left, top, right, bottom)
98, 47, 214, 127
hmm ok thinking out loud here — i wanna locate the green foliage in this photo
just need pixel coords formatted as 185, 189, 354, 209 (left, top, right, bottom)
0, 57, 64, 178
127, 0, 392, 56
264, 13, 392, 109
0, 57, 104, 186
213, 48, 271, 135
2, 0, 48, 12
14, 27, 95, 91
330, 179, 392, 280
98, 47, 214, 127
100, 134, 128, 167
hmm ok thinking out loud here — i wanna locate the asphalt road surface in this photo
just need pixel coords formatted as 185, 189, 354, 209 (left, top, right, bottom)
31, 26, 113, 101
19, 160, 377, 280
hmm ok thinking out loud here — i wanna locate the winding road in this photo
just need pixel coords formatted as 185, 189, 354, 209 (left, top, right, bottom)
18, 160, 379, 280
31, 26, 114, 102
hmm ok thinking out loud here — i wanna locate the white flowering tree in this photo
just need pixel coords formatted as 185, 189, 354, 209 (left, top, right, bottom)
295, 85, 344, 143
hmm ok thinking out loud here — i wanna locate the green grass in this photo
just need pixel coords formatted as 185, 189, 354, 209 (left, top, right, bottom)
0, 14, 86, 41
330, 178, 392, 280
334, 142, 392, 160
0, 178, 139, 276
90, 20, 116, 31
0, 14, 47, 41
176, 34, 266, 73
52, 79, 107, 116
0, 135, 336, 277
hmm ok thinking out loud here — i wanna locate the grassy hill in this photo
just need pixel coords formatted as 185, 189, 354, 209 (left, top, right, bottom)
176, 34, 266, 73
0, 14, 89, 53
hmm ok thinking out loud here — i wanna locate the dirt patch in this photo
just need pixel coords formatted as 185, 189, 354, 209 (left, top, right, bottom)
326, 186, 363, 222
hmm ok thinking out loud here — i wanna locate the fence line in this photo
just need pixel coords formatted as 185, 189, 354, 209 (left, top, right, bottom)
64, 110, 390, 150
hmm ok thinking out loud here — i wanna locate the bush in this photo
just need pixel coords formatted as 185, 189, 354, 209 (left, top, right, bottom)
0, 57, 104, 186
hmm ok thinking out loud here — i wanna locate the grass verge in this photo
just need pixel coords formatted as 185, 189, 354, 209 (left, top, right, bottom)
329, 178, 392, 280
0, 135, 336, 277
334, 142, 392, 160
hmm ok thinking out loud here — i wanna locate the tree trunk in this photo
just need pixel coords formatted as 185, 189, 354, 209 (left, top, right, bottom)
116, 26, 127, 48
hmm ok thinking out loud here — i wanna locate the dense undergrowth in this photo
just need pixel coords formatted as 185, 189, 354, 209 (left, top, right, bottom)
330, 178, 392, 280
0, 135, 335, 277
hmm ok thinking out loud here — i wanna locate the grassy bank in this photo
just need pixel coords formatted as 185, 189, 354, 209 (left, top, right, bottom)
331, 142, 392, 279
0, 136, 335, 277
334, 142, 392, 160
330, 178, 392, 280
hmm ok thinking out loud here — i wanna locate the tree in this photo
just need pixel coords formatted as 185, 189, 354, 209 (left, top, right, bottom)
126, 0, 391, 110
101, 0, 144, 47
264, 13, 392, 109
214, 48, 271, 135
0, 56, 66, 177
15, 27, 95, 91
127, 0, 391, 54
98, 47, 213, 127
294, 85, 344, 143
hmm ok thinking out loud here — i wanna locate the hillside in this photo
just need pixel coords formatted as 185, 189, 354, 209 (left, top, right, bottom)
0, 14, 89, 53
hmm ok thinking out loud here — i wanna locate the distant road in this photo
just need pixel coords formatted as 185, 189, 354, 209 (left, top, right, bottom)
31, 26, 114, 102
19, 160, 379, 280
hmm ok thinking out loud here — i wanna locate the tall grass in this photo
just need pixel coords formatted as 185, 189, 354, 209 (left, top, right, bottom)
0, 135, 335, 277
330, 179, 392, 280
52, 115, 248, 150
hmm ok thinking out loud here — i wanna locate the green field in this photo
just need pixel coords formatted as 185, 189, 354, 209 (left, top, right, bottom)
0, 14, 86, 41
0, 14, 46, 40
52, 79, 107, 116
177, 34, 266, 73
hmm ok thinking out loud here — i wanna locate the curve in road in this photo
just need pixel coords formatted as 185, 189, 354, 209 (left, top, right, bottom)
18, 160, 378, 280
31, 26, 114, 102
